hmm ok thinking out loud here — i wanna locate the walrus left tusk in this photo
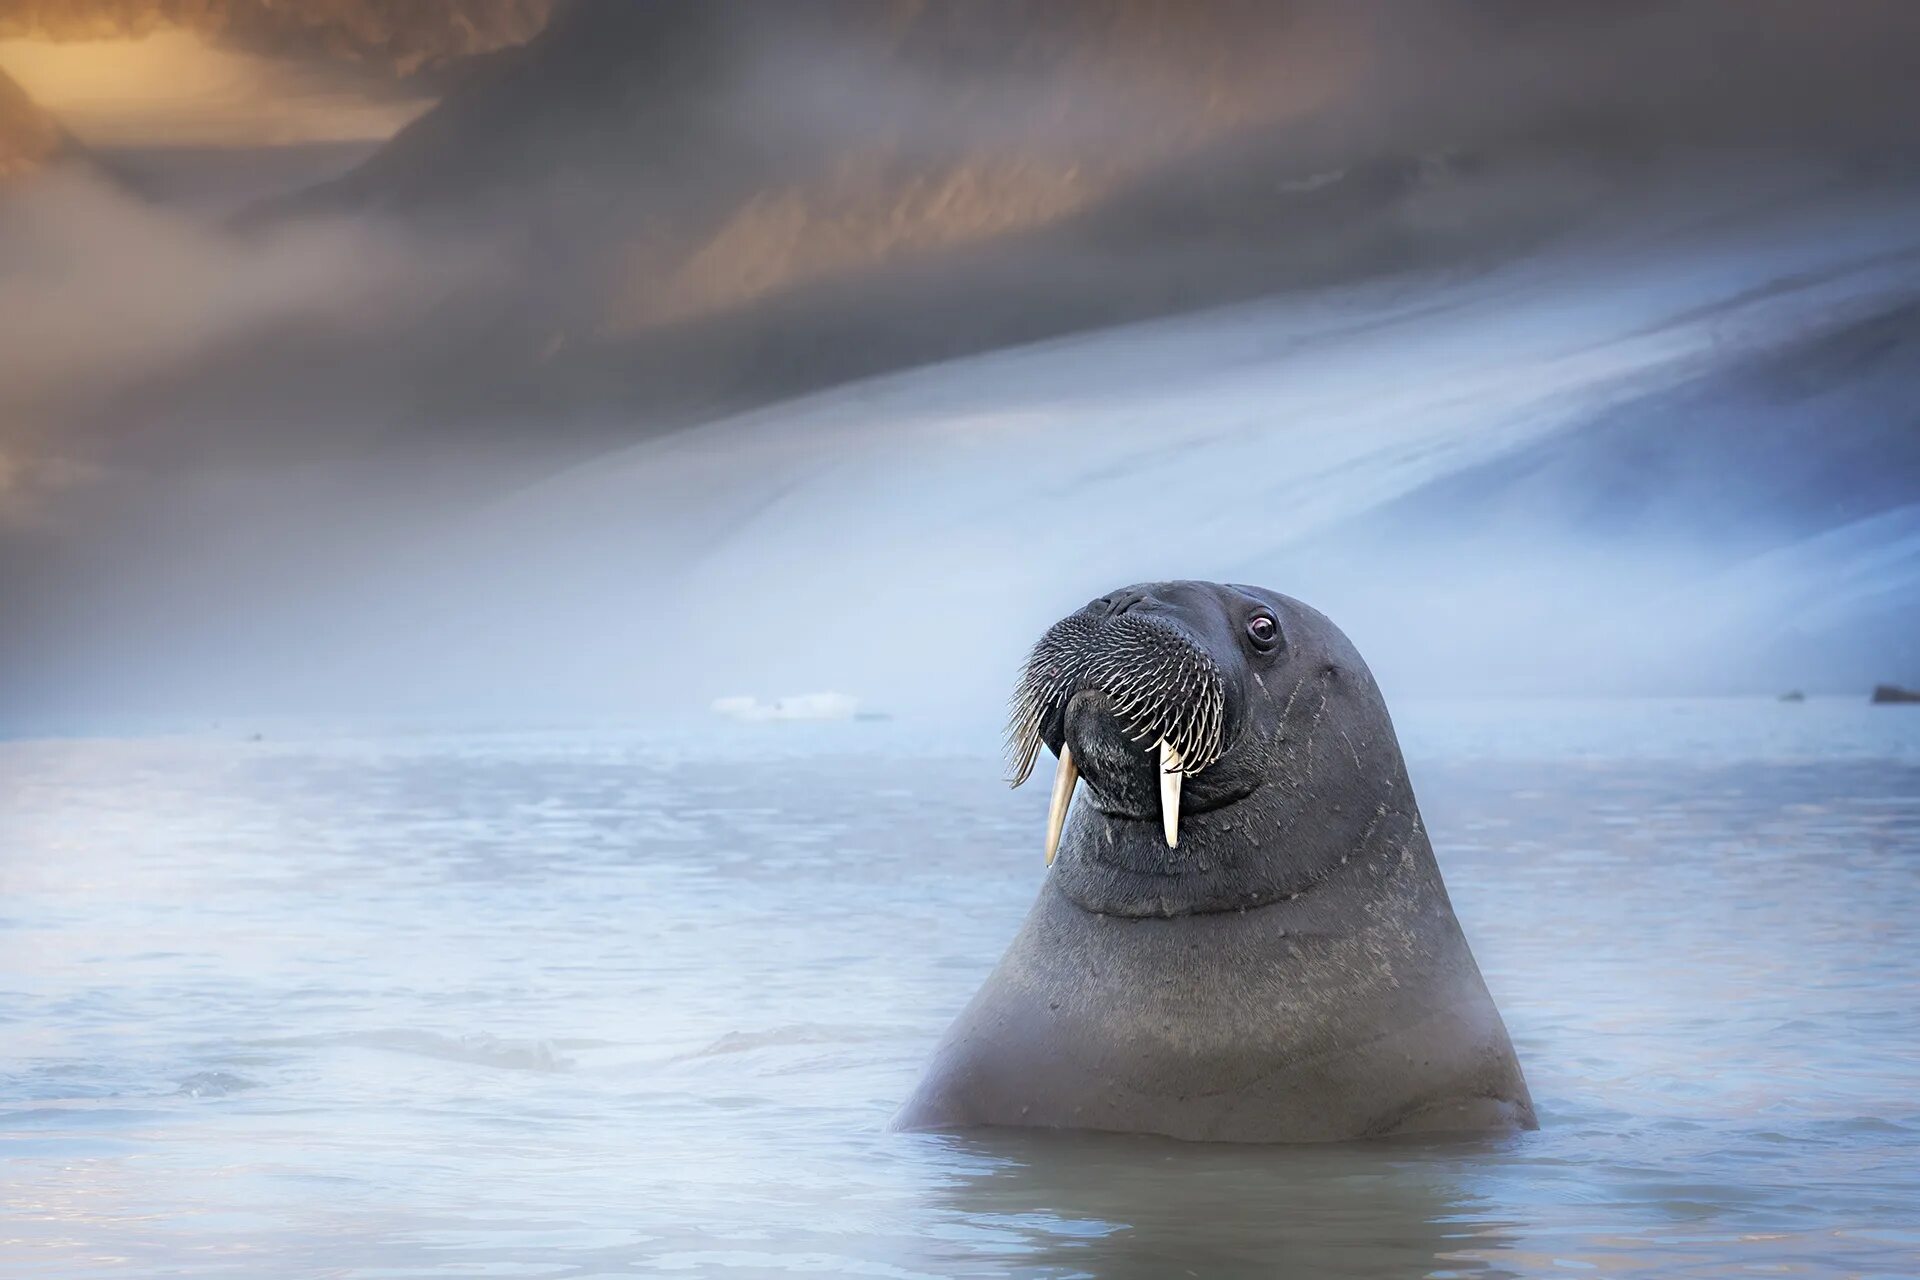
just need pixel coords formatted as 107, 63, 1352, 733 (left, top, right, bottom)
1044, 743, 1078, 866
1159, 739, 1182, 848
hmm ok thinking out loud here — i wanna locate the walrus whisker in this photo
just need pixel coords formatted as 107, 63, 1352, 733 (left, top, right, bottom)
1005, 608, 1231, 815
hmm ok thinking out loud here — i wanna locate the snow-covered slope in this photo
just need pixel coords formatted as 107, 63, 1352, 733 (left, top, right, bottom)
362, 178, 1920, 717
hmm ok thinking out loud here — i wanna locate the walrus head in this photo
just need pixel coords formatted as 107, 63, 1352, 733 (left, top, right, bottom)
1007, 580, 1417, 917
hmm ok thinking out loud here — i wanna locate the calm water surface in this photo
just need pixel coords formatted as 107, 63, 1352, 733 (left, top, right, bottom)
3, 701, 1918, 1278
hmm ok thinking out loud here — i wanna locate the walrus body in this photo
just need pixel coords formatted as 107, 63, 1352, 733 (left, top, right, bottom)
896, 581, 1534, 1142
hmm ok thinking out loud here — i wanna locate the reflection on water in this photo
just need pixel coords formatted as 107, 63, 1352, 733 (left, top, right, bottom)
1, 701, 1917, 1278
920, 1128, 1527, 1278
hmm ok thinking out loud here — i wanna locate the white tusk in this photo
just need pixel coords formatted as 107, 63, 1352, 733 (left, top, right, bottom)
1044, 742, 1079, 866
1159, 739, 1182, 848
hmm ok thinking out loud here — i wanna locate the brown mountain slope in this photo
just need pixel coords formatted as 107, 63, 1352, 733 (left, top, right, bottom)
302, 0, 1920, 329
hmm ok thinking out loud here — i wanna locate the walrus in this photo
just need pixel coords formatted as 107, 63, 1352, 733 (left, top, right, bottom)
896, 581, 1535, 1142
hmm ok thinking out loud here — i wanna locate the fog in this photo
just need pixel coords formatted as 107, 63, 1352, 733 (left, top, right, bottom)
3, 1, 1919, 731
0, 170, 455, 425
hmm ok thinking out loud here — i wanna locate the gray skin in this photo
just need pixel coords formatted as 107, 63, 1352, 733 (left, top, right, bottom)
896, 581, 1535, 1142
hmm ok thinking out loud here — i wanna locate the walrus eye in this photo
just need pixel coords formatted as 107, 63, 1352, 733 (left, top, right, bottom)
1246, 614, 1280, 649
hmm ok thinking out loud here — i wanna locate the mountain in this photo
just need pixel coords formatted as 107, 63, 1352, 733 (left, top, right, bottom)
0, 66, 67, 179
27, 1, 1920, 555
287, 0, 1322, 373
264, 0, 1920, 432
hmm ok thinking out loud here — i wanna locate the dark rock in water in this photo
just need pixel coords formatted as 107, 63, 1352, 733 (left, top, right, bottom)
1779, 690, 1807, 702
1871, 684, 1920, 704
175, 1070, 259, 1098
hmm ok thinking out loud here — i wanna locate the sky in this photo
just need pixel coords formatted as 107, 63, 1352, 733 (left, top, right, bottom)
0, 29, 430, 146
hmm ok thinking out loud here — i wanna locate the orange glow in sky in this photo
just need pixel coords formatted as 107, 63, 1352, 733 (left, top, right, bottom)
0, 30, 430, 147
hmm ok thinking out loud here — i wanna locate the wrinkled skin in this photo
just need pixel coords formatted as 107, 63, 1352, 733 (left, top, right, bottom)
896, 581, 1535, 1142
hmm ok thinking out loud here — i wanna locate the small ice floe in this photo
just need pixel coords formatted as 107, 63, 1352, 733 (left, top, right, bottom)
711, 691, 861, 722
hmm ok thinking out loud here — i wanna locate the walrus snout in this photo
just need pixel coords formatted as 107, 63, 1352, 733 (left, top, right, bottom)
1061, 689, 1165, 813
1008, 582, 1273, 862
1062, 688, 1265, 823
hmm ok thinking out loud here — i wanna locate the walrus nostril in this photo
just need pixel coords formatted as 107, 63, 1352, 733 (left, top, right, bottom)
1100, 589, 1148, 615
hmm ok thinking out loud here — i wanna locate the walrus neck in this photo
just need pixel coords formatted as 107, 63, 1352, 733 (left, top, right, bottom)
1050, 784, 1421, 918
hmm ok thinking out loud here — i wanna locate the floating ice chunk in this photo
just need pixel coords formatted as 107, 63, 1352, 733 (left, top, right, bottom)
711, 692, 860, 722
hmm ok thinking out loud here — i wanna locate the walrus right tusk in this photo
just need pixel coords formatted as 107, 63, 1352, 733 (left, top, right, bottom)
1159, 739, 1182, 848
1044, 743, 1078, 865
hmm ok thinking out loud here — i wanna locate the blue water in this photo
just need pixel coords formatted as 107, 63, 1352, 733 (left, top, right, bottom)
2, 700, 1918, 1277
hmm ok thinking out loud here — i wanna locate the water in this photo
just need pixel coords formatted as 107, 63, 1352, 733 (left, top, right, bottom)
3, 701, 1918, 1278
